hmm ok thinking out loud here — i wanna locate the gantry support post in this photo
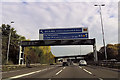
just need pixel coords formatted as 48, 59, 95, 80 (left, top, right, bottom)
19, 46, 24, 65
93, 38, 98, 62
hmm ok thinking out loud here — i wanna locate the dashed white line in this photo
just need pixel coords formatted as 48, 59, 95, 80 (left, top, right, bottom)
56, 70, 63, 75
48, 78, 51, 80
79, 66, 82, 69
83, 69, 92, 75
79, 67, 103, 80
63, 67, 66, 69
99, 78, 103, 80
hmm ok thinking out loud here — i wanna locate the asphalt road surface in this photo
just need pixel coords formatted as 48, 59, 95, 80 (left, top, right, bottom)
2, 63, 120, 80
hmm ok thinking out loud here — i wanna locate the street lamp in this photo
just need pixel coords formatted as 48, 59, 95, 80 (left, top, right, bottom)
6, 21, 14, 64
94, 4, 107, 60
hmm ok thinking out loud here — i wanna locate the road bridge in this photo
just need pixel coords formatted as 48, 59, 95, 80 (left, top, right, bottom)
54, 55, 87, 63
19, 38, 97, 65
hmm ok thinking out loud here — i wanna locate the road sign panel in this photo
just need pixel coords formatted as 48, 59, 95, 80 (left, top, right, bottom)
42, 33, 88, 40
39, 27, 88, 34
39, 27, 88, 40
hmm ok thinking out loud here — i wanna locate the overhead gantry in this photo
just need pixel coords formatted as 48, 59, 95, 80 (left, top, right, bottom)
19, 38, 97, 65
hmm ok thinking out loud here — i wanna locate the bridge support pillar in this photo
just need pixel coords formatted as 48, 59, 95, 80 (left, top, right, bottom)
93, 38, 98, 62
19, 46, 24, 65
55, 58, 57, 63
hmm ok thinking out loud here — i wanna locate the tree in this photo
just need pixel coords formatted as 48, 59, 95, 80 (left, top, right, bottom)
99, 44, 119, 60
1, 24, 55, 65
2, 24, 26, 64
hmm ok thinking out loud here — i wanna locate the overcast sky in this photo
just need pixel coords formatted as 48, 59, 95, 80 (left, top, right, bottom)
1, 0, 119, 56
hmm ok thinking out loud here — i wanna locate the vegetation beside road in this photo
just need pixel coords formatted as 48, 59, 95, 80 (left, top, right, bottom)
1, 24, 55, 65
85, 44, 120, 61
1, 24, 119, 68
2, 64, 50, 72
85, 44, 120, 69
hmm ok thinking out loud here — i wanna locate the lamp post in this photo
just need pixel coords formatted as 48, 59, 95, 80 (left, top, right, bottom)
6, 21, 14, 64
94, 4, 107, 60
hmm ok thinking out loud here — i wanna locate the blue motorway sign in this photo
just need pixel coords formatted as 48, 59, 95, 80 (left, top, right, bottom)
43, 33, 88, 40
39, 28, 83, 34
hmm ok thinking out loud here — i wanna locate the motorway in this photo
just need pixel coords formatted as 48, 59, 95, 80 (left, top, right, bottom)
2, 63, 119, 80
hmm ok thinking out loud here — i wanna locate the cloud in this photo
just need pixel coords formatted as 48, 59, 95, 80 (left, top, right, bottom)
1, 2, 118, 56
1, 0, 119, 2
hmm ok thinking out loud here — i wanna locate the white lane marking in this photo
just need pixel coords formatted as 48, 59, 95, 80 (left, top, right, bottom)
99, 78, 103, 80
56, 70, 62, 75
83, 69, 92, 75
8, 70, 42, 79
48, 79, 51, 80
79, 66, 82, 69
63, 67, 66, 69
5, 67, 54, 80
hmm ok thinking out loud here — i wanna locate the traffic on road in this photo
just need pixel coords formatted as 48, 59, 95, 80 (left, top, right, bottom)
2, 61, 119, 80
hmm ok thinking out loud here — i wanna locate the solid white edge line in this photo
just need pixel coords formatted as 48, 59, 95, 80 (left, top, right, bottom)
56, 70, 62, 75
5, 67, 54, 80
8, 70, 42, 79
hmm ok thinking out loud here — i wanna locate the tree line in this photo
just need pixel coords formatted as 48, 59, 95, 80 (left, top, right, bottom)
2, 24, 119, 64
1, 24, 55, 65
85, 44, 120, 61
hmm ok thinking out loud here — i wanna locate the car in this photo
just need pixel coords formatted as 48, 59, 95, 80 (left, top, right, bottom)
79, 60, 87, 66
62, 62, 68, 66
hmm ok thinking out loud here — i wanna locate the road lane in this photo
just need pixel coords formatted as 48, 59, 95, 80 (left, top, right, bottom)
82, 65, 119, 78
2, 64, 120, 80
55, 65, 96, 78
2, 65, 53, 79
21, 65, 63, 78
